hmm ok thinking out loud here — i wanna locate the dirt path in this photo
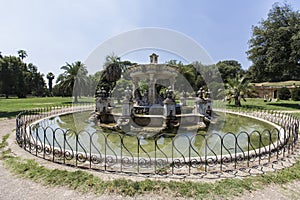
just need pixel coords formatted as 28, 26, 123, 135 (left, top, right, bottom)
233, 182, 300, 200
0, 118, 299, 200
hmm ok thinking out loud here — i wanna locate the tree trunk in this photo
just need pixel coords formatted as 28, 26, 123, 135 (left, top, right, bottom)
234, 96, 241, 106
74, 95, 78, 103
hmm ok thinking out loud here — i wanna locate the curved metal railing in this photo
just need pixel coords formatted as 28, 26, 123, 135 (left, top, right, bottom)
16, 104, 299, 179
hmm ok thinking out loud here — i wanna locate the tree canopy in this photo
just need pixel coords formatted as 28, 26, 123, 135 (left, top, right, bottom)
97, 54, 133, 93
216, 60, 244, 82
56, 61, 88, 103
0, 51, 46, 98
247, 3, 300, 82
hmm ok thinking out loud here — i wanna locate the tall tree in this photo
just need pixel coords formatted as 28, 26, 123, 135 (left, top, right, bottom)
105, 54, 122, 83
0, 56, 27, 98
192, 61, 225, 99
171, 60, 197, 92
0, 56, 13, 98
216, 60, 244, 82
104, 54, 128, 89
25, 63, 46, 96
17, 50, 27, 62
46, 72, 55, 95
0, 54, 46, 98
225, 76, 255, 106
97, 54, 132, 92
56, 61, 88, 103
247, 3, 300, 82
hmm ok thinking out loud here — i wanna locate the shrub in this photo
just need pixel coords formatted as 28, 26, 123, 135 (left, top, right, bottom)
292, 87, 300, 101
278, 87, 291, 100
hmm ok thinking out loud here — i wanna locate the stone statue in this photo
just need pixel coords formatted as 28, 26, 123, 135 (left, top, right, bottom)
124, 86, 132, 101
134, 89, 143, 105
142, 90, 149, 105
95, 87, 109, 114
182, 90, 187, 98
165, 86, 175, 101
206, 89, 211, 99
197, 87, 203, 99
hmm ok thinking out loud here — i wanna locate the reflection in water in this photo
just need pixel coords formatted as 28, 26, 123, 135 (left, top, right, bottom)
33, 111, 276, 157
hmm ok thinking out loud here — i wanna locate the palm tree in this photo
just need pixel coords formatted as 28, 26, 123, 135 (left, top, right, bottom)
17, 50, 27, 61
99, 54, 132, 91
225, 76, 255, 106
56, 61, 88, 103
104, 54, 123, 83
46, 72, 55, 96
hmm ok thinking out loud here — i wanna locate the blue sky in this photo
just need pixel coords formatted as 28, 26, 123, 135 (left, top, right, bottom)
1, 0, 300, 78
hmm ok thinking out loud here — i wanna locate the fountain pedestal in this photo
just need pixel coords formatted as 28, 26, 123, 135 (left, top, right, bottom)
163, 98, 176, 117
95, 87, 115, 123
117, 87, 133, 131
205, 98, 212, 117
122, 99, 133, 116
163, 97, 178, 129
109, 97, 115, 107
180, 97, 186, 106
194, 98, 206, 115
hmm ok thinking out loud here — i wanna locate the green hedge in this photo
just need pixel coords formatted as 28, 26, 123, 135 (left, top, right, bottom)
292, 87, 300, 101
278, 87, 291, 100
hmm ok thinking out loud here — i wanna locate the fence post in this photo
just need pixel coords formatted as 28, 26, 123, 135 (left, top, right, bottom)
137, 137, 140, 174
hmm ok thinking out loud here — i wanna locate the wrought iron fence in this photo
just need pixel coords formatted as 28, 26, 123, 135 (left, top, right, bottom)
16, 105, 299, 179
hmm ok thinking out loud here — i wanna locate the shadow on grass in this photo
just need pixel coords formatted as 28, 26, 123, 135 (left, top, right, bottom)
267, 103, 300, 110
226, 104, 265, 110
0, 111, 22, 119
60, 102, 73, 105
61, 101, 93, 105
226, 102, 300, 110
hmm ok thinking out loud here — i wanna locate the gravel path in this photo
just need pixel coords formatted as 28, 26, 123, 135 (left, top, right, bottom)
233, 182, 300, 200
0, 118, 299, 200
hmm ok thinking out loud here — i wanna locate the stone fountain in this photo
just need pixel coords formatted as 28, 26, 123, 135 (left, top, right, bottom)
93, 53, 213, 137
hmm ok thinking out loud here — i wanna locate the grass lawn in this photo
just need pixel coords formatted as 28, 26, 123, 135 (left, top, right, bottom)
216, 98, 300, 111
1, 96, 300, 120
0, 96, 94, 119
292, 113, 300, 118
